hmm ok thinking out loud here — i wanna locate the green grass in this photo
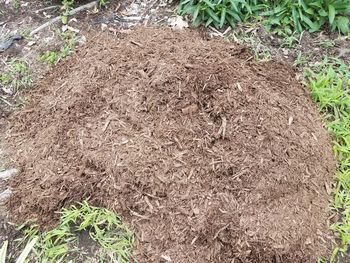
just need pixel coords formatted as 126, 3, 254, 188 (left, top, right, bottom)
306, 58, 350, 262
38, 29, 76, 66
11, 201, 134, 262
177, 0, 350, 36
318, 39, 336, 48
293, 51, 310, 67
12, 0, 21, 10
0, 59, 32, 94
280, 32, 304, 48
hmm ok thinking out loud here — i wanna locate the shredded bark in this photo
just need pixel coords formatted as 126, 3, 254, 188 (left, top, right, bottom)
5, 27, 336, 262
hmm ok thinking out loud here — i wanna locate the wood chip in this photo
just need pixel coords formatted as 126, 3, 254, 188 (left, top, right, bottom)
130, 40, 143, 47
181, 104, 198, 115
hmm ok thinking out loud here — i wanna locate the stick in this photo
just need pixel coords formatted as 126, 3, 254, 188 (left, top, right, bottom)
213, 223, 231, 240
130, 40, 143, 47
30, 1, 98, 36
35, 5, 60, 13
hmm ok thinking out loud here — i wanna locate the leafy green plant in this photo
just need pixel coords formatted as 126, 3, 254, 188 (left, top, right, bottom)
178, 0, 267, 28
306, 58, 350, 261
15, 201, 133, 262
61, 0, 75, 24
178, 0, 350, 35
0, 74, 12, 86
0, 59, 32, 93
318, 39, 336, 48
38, 29, 76, 66
280, 32, 303, 48
99, 0, 107, 7
261, 0, 350, 35
293, 51, 310, 67
231, 30, 271, 61
12, 0, 21, 10
38, 51, 60, 66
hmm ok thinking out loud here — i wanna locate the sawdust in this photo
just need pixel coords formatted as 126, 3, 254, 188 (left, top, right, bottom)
5, 27, 336, 262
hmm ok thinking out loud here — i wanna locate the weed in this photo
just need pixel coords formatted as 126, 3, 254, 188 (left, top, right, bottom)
61, 0, 75, 24
9, 59, 29, 75
318, 39, 336, 48
231, 30, 271, 61
318, 257, 328, 263
0, 59, 32, 94
178, 0, 350, 35
20, 29, 31, 40
57, 29, 76, 50
38, 51, 60, 66
99, 0, 107, 8
59, 0, 107, 23
280, 32, 303, 48
293, 51, 310, 67
14, 201, 134, 262
306, 57, 350, 261
39, 29, 76, 66
13, 0, 20, 10
0, 74, 12, 86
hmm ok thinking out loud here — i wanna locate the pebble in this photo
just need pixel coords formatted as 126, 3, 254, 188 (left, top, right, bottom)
0, 168, 18, 180
0, 189, 12, 204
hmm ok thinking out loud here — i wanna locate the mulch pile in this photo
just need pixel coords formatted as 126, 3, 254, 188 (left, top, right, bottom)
5, 27, 336, 262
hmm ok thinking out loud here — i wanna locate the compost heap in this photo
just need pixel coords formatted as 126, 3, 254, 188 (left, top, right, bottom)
6, 28, 336, 262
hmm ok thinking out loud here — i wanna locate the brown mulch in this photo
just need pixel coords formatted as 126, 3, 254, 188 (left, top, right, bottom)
5, 27, 336, 262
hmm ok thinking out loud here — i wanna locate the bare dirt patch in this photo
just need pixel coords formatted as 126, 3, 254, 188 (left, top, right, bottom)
5, 27, 336, 262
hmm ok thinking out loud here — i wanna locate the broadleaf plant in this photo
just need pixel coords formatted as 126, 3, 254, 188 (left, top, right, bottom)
177, 0, 350, 35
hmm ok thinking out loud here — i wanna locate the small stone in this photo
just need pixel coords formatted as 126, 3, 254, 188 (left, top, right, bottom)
0, 189, 12, 203
304, 237, 312, 245
160, 255, 171, 261
0, 168, 18, 180
76, 35, 87, 46
27, 41, 36, 46
126, 3, 140, 16
101, 23, 108, 31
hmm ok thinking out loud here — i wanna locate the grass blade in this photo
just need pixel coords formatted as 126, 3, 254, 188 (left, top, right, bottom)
329, 4, 336, 24
0, 241, 8, 263
220, 7, 226, 28
16, 237, 38, 263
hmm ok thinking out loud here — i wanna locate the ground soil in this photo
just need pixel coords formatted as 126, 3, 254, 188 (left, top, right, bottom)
4, 27, 336, 262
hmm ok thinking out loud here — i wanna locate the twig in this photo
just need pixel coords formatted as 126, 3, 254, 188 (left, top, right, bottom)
0, 97, 12, 106
35, 5, 60, 13
130, 40, 143, 47
213, 223, 231, 240
209, 26, 224, 37
30, 1, 98, 36
216, 115, 227, 139
221, 115, 227, 139
129, 209, 150, 220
